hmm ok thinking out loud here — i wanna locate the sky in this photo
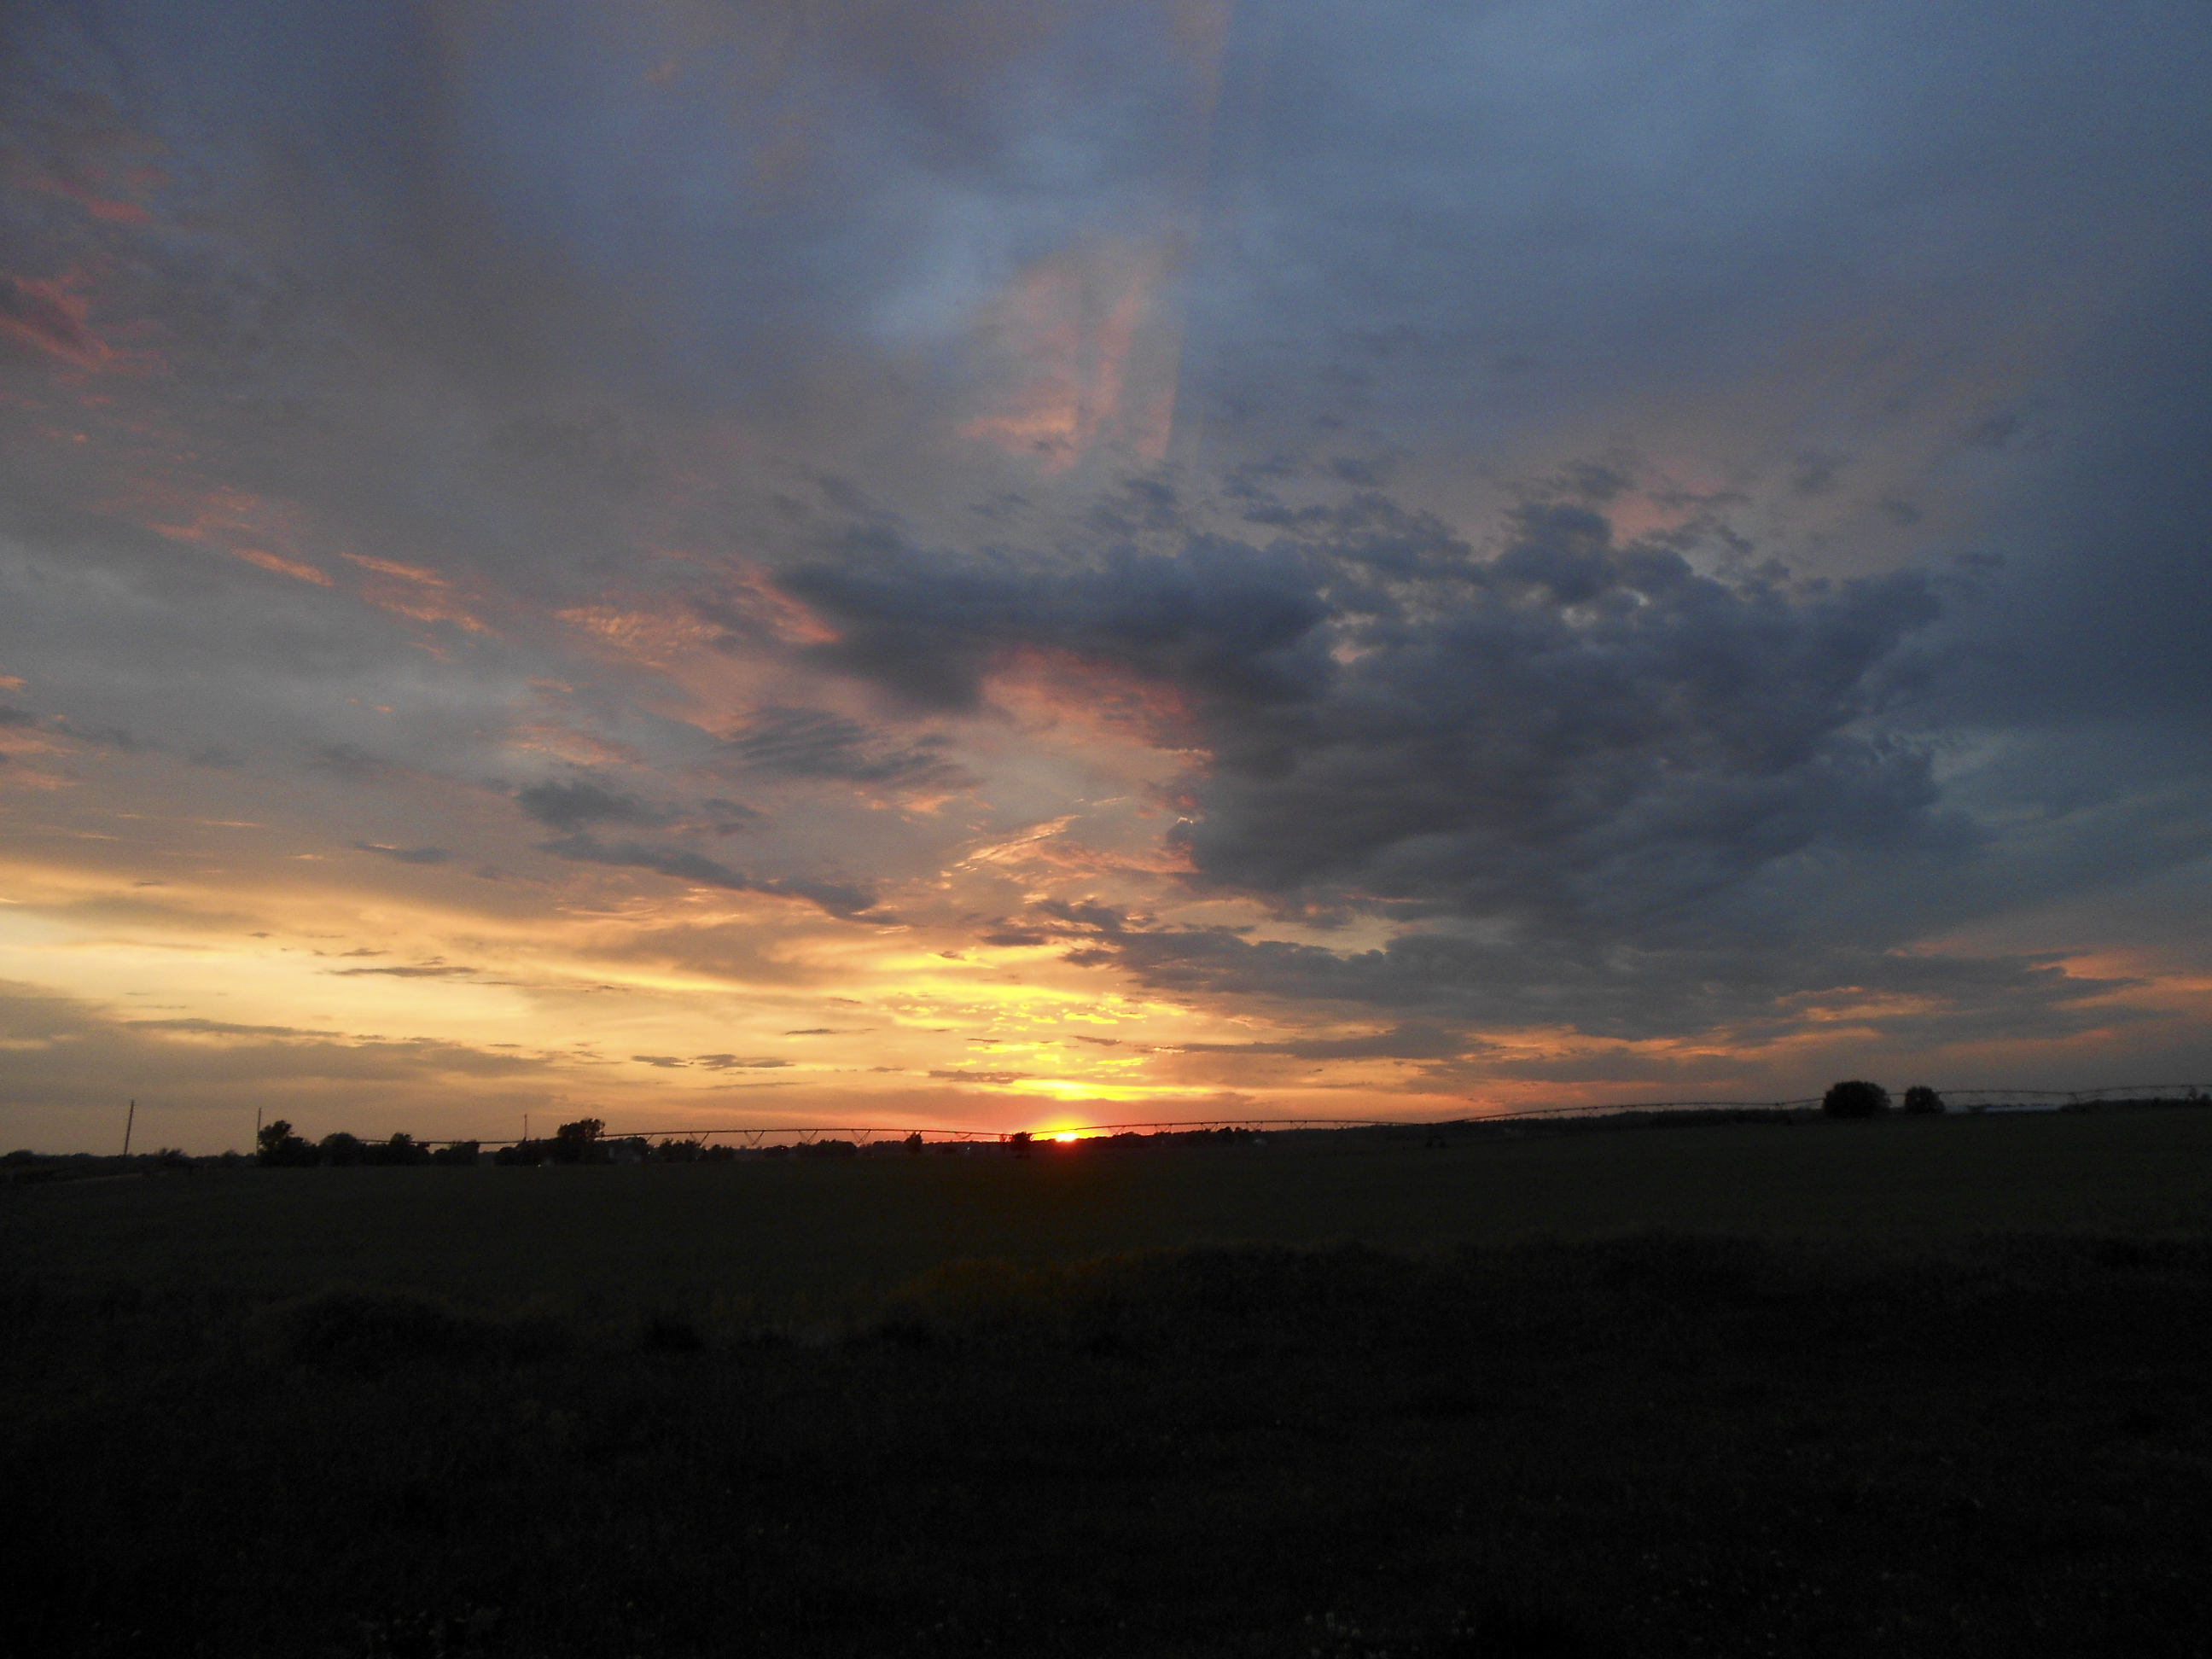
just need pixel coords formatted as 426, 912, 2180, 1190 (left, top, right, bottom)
3, 0, 2210, 1153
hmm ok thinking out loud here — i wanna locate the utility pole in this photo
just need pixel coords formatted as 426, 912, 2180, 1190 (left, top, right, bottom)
122, 1098, 135, 1157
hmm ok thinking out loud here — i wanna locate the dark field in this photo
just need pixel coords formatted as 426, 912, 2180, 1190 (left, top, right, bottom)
5, 1109, 2210, 1657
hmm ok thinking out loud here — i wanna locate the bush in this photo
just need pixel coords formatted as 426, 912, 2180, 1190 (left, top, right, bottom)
260, 1289, 563, 1377
1822, 1080, 1891, 1119
1902, 1086, 1945, 1115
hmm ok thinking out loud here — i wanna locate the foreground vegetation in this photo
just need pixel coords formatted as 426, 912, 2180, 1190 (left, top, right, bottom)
5, 1109, 2209, 1656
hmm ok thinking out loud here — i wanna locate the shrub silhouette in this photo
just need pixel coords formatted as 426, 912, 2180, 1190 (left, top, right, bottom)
1822, 1079, 1891, 1119
265, 1289, 562, 1376
428, 1140, 480, 1166
1902, 1085, 1945, 1115
493, 1138, 545, 1166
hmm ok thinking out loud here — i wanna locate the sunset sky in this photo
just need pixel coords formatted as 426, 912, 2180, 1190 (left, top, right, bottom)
4, 1, 2209, 1152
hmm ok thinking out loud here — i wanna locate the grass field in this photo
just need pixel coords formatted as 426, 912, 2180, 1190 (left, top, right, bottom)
6, 1108, 2210, 1658
8, 1109, 2209, 1331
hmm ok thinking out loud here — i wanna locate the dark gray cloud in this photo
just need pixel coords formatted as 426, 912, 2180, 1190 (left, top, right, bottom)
796, 492, 1950, 951
535, 834, 877, 920
515, 778, 669, 833
725, 707, 971, 789
1043, 908, 2141, 1051
1179, 1023, 1477, 1062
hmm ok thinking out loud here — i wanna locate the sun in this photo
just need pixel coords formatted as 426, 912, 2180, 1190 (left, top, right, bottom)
1053, 1132, 1079, 1144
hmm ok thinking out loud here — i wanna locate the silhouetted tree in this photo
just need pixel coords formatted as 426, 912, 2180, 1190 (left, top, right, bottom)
1822, 1080, 1891, 1119
548, 1118, 608, 1165
655, 1137, 705, 1162
363, 1132, 431, 1167
1009, 1131, 1033, 1160
1902, 1086, 1945, 1115
256, 1120, 316, 1167
905, 1131, 925, 1155
319, 1132, 364, 1166
428, 1140, 480, 1166
492, 1139, 544, 1166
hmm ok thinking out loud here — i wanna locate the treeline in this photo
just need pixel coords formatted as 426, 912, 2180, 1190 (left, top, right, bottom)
1821, 1081, 1945, 1118
251, 1117, 923, 1167
255, 1122, 479, 1167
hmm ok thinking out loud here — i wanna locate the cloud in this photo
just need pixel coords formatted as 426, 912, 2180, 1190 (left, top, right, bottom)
351, 841, 450, 864
308, 743, 397, 783
1046, 906, 2141, 1051
1179, 1023, 1477, 1062
326, 961, 480, 979
515, 778, 669, 833
0, 978, 565, 1138
0, 272, 109, 367
725, 707, 971, 789
535, 833, 878, 919
785, 492, 1948, 953
125, 1016, 337, 1037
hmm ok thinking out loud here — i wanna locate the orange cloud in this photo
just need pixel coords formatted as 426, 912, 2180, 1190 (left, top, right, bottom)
232, 546, 336, 587
135, 485, 337, 585
343, 553, 449, 585
959, 239, 1183, 469
0, 271, 114, 370
992, 643, 1203, 752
